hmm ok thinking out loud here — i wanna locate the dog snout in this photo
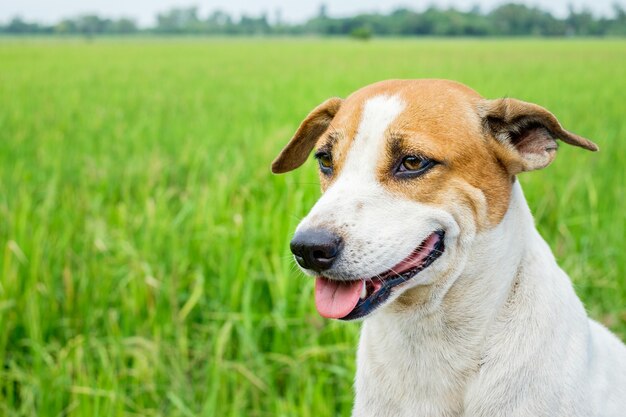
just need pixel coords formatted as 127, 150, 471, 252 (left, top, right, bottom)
290, 229, 343, 273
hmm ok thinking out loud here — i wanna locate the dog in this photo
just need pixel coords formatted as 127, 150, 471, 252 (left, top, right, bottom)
271, 80, 626, 417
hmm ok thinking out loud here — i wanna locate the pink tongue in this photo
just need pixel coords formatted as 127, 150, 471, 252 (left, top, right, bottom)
315, 277, 362, 319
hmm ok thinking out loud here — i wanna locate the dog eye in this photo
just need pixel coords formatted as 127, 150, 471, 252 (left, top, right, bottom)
315, 151, 333, 175
395, 155, 436, 178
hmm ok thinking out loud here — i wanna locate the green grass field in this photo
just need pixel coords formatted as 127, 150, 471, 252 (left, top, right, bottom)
0, 38, 624, 416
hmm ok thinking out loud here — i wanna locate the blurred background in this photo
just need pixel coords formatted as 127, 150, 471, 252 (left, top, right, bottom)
0, 1, 625, 416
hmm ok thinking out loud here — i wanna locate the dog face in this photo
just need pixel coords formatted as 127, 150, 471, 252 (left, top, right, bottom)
273, 80, 596, 320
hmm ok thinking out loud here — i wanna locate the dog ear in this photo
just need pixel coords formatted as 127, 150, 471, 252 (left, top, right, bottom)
271, 97, 342, 174
481, 98, 598, 174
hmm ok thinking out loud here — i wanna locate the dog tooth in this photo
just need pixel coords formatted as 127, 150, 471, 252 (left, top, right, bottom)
360, 280, 367, 299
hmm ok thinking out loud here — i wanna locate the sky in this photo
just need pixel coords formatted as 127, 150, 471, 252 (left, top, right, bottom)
1, 0, 622, 27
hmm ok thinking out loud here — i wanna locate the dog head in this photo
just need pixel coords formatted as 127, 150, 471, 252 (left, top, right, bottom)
272, 80, 597, 320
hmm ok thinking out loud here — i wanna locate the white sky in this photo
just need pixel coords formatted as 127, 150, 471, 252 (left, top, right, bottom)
1, 0, 622, 26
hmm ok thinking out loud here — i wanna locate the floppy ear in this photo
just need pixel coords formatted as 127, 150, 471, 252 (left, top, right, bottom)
481, 98, 598, 174
271, 97, 342, 174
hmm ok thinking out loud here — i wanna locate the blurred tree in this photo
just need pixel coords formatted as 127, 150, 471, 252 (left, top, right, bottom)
489, 4, 565, 36
205, 10, 234, 34
350, 26, 373, 40
111, 18, 138, 34
2, 16, 51, 34
606, 3, 626, 35
566, 6, 603, 36
238, 14, 271, 35
156, 7, 201, 33
0, 3, 624, 37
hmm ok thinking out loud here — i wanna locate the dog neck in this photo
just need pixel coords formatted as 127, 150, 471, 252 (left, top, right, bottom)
445, 179, 538, 324
355, 180, 553, 415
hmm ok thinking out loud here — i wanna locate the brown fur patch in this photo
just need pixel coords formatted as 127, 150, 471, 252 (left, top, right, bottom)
394, 283, 433, 310
314, 92, 367, 191
480, 98, 598, 173
352, 80, 514, 227
301, 80, 515, 227
271, 97, 342, 174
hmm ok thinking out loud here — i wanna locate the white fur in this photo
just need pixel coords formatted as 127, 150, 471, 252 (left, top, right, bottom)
295, 94, 626, 416
354, 183, 626, 416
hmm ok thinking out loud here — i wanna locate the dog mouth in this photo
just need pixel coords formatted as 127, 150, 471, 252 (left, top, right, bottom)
314, 230, 445, 320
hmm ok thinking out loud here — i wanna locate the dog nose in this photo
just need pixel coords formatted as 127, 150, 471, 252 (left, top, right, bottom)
290, 229, 343, 272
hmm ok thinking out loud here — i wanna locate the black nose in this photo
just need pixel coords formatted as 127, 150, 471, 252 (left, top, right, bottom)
290, 229, 343, 273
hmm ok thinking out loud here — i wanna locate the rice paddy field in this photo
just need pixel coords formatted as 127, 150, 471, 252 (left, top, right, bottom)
0, 37, 624, 416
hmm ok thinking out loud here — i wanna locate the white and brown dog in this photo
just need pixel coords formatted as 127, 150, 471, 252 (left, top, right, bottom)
272, 80, 626, 417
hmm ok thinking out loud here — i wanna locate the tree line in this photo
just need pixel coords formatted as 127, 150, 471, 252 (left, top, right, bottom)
1, 3, 625, 37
